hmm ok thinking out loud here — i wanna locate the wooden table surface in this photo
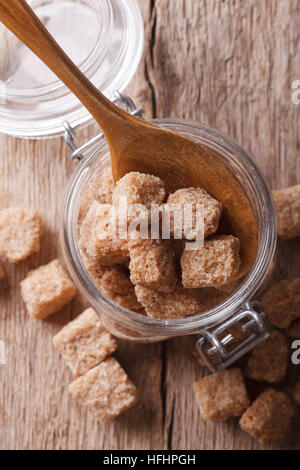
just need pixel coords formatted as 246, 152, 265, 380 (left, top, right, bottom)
1, 0, 300, 450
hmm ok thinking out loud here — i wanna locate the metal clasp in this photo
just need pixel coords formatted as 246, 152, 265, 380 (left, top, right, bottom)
196, 301, 272, 372
63, 91, 144, 161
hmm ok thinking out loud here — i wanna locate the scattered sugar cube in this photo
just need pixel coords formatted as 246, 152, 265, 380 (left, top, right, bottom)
135, 284, 203, 319
0, 207, 42, 263
100, 266, 145, 313
21, 260, 76, 320
0, 263, 4, 280
273, 185, 300, 239
166, 187, 222, 239
286, 318, 300, 338
261, 279, 300, 328
239, 389, 294, 444
85, 203, 129, 265
129, 238, 177, 293
245, 331, 288, 383
181, 235, 241, 288
112, 172, 166, 222
293, 380, 300, 405
194, 369, 249, 421
53, 308, 117, 376
69, 357, 137, 422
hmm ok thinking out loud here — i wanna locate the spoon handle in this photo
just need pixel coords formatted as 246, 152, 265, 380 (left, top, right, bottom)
0, 0, 133, 135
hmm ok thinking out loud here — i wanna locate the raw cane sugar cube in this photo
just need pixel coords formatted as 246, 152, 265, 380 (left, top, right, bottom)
293, 380, 300, 405
239, 389, 294, 444
80, 251, 107, 288
95, 166, 114, 205
166, 187, 222, 239
21, 260, 76, 320
0, 207, 42, 263
100, 266, 145, 313
85, 203, 129, 266
194, 369, 249, 421
135, 284, 203, 319
112, 172, 166, 222
69, 357, 137, 422
78, 167, 115, 225
181, 235, 241, 288
129, 238, 177, 293
286, 318, 300, 338
273, 185, 300, 239
79, 203, 110, 283
0, 263, 4, 280
245, 331, 288, 383
261, 279, 300, 329
53, 308, 117, 376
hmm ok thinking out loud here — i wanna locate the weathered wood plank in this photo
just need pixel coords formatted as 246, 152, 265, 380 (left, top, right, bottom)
1, 0, 300, 450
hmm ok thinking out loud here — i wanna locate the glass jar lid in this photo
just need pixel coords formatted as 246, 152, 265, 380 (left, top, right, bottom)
0, 0, 144, 138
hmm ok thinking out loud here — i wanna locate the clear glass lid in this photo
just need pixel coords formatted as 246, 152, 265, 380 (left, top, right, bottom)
0, 0, 144, 138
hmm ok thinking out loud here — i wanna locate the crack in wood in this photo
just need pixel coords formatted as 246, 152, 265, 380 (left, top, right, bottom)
145, 0, 157, 118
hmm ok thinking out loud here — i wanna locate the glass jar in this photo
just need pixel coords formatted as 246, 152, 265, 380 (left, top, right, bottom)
61, 104, 277, 367
0, 0, 143, 138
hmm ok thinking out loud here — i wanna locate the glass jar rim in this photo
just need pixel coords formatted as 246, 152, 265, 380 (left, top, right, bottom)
61, 118, 277, 335
0, 0, 144, 138
3, 0, 113, 101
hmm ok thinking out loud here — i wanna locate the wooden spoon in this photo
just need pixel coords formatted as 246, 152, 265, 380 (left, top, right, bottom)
0, 0, 258, 278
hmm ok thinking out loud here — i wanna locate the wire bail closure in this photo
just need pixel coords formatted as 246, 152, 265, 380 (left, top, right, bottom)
63, 91, 144, 161
196, 302, 272, 372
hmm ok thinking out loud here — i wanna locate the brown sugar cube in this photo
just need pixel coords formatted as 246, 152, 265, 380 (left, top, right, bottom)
135, 283, 203, 319
53, 308, 117, 376
261, 279, 300, 329
0, 263, 4, 280
80, 251, 107, 288
129, 238, 177, 293
292, 380, 300, 405
100, 266, 145, 313
245, 331, 288, 383
194, 369, 249, 421
273, 185, 300, 239
166, 187, 222, 239
112, 172, 166, 222
79, 203, 109, 284
95, 166, 114, 204
21, 260, 76, 320
181, 235, 241, 288
286, 318, 300, 338
239, 389, 294, 444
78, 167, 115, 225
85, 203, 129, 266
0, 207, 42, 263
69, 357, 137, 422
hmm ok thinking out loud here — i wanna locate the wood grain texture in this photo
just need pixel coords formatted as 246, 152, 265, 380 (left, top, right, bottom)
0, 0, 300, 450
